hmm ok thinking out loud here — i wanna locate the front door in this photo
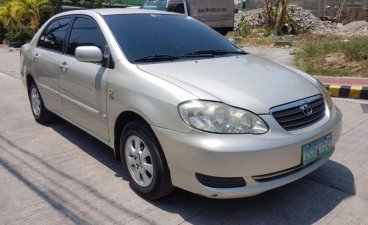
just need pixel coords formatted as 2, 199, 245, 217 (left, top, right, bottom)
59, 16, 110, 141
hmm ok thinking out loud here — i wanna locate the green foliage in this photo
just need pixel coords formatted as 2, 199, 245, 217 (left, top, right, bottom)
235, 16, 251, 37
0, 0, 50, 42
284, 14, 305, 35
298, 36, 368, 61
5, 27, 32, 42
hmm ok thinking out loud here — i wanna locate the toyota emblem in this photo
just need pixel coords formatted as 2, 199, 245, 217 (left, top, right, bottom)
300, 104, 313, 116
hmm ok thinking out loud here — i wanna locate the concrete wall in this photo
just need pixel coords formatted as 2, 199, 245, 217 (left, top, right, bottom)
244, 0, 368, 21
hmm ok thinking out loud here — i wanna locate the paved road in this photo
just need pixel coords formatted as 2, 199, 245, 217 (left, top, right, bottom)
1, 44, 368, 225
244, 47, 295, 67
0, 48, 20, 79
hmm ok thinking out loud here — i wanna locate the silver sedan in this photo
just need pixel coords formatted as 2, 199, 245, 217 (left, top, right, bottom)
20, 9, 342, 200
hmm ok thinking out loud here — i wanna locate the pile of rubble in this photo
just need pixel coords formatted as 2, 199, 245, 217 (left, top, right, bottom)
237, 4, 338, 34
288, 5, 337, 33
337, 21, 368, 36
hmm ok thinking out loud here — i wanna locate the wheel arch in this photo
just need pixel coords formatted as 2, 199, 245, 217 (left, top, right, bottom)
26, 73, 35, 90
113, 111, 162, 160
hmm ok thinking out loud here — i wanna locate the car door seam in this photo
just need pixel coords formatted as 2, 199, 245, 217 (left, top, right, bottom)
60, 93, 101, 116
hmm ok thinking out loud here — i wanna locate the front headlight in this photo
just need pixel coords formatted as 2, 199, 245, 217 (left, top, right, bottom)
316, 80, 334, 110
178, 100, 269, 134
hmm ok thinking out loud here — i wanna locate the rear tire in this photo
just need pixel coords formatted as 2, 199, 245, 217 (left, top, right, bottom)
120, 121, 174, 200
28, 82, 54, 124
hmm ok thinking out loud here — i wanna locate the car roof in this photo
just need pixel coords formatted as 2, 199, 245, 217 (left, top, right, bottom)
59, 8, 179, 16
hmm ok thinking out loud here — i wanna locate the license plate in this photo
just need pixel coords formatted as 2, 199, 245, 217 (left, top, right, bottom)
302, 134, 334, 166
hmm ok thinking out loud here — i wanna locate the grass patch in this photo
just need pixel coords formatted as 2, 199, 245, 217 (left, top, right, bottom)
295, 35, 368, 77
232, 32, 368, 77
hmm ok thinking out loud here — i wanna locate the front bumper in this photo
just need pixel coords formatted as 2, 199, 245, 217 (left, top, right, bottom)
152, 106, 342, 199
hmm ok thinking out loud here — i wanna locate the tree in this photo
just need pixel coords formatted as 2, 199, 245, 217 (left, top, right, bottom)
0, 0, 50, 42
0, 2, 21, 33
263, 0, 288, 35
275, 0, 287, 34
263, 0, 273, 31
48, 0, 61, 14
13, 0, 50, 34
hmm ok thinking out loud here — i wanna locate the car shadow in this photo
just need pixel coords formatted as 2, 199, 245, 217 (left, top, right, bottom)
46, 117, 130, 181
46, 117, 355, 225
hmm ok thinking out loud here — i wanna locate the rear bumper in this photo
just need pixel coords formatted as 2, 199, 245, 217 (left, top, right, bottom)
152, 106, 342, 199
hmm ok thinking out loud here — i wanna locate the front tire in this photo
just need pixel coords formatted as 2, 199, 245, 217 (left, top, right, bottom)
120, 121, 174, 200
28, 82, 54, 124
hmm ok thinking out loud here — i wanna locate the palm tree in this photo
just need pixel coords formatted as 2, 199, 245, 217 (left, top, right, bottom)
0, 0, 51, 42
263, 0, 288, 35
0, 3, 19, 32
2, 0, 50, 33
13, 0, 50, 34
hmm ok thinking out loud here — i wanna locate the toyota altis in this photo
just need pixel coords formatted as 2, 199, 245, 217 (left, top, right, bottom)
20, 9, 342, 199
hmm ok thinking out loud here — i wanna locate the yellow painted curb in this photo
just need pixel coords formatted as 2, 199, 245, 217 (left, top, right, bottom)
349, 86, 363, 99
328, 85, 341, 97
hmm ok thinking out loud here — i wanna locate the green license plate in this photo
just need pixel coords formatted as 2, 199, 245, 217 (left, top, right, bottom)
302, 134, 334, 166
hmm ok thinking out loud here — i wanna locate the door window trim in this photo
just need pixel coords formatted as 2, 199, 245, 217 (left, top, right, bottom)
36, 16, 72, 54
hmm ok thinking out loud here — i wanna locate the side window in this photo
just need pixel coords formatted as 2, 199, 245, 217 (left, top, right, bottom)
37, 18, 70, 52
67, 17, 106, 56
167, 2, 185, 14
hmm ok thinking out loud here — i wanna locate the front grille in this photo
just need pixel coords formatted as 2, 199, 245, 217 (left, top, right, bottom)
270, 95, 326, 131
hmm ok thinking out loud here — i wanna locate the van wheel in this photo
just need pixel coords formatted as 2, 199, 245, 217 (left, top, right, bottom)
120, 121, 174, 200
28, 82, 54, 123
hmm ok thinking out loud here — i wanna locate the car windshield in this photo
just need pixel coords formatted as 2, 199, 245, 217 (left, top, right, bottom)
142, 0, 167, 10
103, 14, 244, 63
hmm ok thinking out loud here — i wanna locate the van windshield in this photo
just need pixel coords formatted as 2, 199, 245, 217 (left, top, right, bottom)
103, 14, 244, 63
142, 0, 167, 10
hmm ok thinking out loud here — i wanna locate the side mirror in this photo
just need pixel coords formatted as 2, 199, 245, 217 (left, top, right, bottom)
228, 38, 236, 44
75, 46, 103, 63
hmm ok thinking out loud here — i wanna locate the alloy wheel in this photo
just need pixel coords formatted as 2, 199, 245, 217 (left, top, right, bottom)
31, 87, 41, 117
125, 135, 154, 187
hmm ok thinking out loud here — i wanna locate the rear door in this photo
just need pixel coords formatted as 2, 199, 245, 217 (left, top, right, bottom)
32, 17, 71, 114
59, 16, 110, 141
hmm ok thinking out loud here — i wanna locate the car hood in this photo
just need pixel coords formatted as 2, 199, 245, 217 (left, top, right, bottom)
137, 54, 320, 114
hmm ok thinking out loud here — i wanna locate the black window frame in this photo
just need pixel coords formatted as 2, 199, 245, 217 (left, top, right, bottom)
37, 16, 72, 53
64, 15, 114, 69
37, 14, 114, 69
65, 15, 107, 57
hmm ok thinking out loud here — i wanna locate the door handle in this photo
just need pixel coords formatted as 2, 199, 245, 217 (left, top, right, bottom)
59, 62, 68, 73
33, 53, 39, 62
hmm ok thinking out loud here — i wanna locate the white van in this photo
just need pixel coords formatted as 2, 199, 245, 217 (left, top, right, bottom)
142, 0, 235, 34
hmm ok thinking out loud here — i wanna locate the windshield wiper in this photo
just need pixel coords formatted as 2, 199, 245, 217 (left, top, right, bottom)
183, 49, 248, 57
135, 54, 180, 63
